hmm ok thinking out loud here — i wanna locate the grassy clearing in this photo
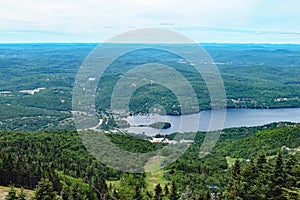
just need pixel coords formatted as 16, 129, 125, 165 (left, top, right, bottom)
226, 156, 243, 168
144, 156, 168, 172
145, 169, 169, 192
106, 180, 120, 189
144, 156, 169, 191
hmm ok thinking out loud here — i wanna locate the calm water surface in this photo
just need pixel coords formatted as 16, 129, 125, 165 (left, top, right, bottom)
124, 108, 300, 135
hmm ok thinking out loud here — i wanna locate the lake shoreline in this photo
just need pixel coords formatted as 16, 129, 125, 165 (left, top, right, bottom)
130, 106, 300, 117
124, 107, 300, 135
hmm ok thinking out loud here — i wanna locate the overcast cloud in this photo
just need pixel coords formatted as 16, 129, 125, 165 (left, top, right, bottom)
0, 0, 299, 43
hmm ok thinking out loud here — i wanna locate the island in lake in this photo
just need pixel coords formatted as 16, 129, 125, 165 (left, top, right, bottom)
137, 122, 171, 129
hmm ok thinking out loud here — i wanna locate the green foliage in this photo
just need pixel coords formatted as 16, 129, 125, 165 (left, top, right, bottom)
56, 171, 97, 200
0, 123, 299, 200
32, 178, 58, 200
1, 44, 300, 131
154, 184, 163, 200
163, 184, 169, 196
111, 173, 146, 199
224, 152, 300, 200
213, 125, 300, 158
0, 130, 114, 199
1, 43, 300, 199
148, 122, 171, 129
18, 188, 27, 200
6, 186, 17, 200
133, 185, 143, 200
169, 181, 179, 200
107, 133, 156, 153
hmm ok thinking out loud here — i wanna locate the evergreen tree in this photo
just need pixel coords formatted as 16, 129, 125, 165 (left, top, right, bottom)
240, 160, 257, 199
164, 184, 169, 196
226, 160, 242, 199
169, 181, 179, 200
18, 188, 27, 200
5, 186, 17, 200
254, 153, 271, 199
285, 154, 298, 188
283, 187, 300, 200
154, 184, 163, 200
133, 185, 143, 200
232, 160, 241, 179
145, 191, 152, 200
256, 153, 267, 171
60, 184, 70, 200
32, 178, 58, 200
69, 184, 89, 200
270, 151, 286, 200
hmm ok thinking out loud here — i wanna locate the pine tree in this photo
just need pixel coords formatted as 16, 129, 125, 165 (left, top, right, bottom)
60, 184, 70, 200
232, 160, 241, 179
69, 184, 88, 200
164, 184, 169, 196
270, 151, 286, 200
5, 186, 17, 200
32, 178, 58, 200
285, 154, 298, 188
154, 184, 163, 200
92, 173, 108, 200
145, 191, 152, 200
18, 188, 27, 200
169, 181, 179, 200
240, 160, 256, 199
226, 160, 242, 199
133, 185, 143, 200
256, 153, 267, 171
255, 154, 272, 199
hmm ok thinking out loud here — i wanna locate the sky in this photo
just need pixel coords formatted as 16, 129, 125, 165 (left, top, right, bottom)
0, 0, 300, 43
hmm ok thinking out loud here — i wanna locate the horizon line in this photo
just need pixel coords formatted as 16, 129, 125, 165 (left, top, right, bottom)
1, 42, 300, 45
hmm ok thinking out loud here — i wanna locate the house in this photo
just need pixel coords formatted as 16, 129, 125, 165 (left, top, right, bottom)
179, 139, 194, 144
162, 139, 177, 144
149, 137, 177, 144
149, 137, 164, 143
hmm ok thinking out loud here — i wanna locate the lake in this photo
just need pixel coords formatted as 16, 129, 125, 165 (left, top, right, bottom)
124, 108, 300, 135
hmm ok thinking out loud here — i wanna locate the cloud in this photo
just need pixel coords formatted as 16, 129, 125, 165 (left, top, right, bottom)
0, 0, 299, 43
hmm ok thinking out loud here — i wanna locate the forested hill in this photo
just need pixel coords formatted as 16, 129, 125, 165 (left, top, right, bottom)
1, 44, 300, 131
0, 122, 299, 199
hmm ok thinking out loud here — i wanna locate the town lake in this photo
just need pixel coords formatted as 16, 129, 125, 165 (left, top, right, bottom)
124, 108, 300, 135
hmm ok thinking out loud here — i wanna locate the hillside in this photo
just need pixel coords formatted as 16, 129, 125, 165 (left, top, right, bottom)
1, 44, 300, 131
0, 122, 299, 199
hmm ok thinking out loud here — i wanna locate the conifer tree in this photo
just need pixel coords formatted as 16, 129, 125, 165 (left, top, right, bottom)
256, 153, 267, 171
271, 151, 286, 200
18, 188, 27, 200
145, 191, 152, 199
232, 160, 241, 179
5, 186, 17, 200
226, 160, 242, 199
32, 178, 58, 200
169, 181, 179, 200
164, 184, 169, 196
133, 185, 143, 200
154, 184, 163, 200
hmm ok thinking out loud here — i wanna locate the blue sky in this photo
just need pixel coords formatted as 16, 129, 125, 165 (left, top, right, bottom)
1, 0, 300, 43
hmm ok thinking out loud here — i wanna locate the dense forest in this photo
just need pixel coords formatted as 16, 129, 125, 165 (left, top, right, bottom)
0, 123, 299, 199
0, 44, 300, 131
0, 44, 299, 199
